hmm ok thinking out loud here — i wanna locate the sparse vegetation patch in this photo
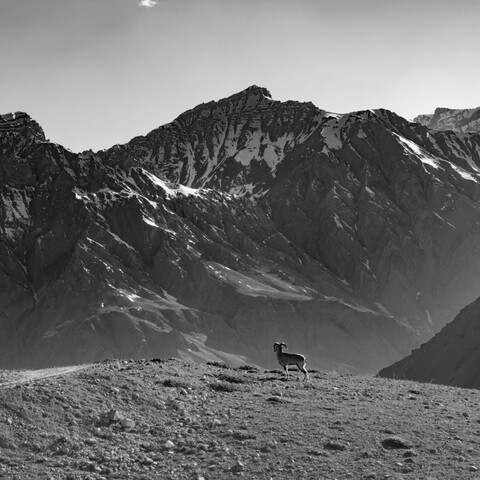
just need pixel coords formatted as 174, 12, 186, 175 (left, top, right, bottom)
215, 373, 245, 384
208, 381, 238, 393
206, 361, 231, 369
162, 378, 194, 389
237, 365, 259, 372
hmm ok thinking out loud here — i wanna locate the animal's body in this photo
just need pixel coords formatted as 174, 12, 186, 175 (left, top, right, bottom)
273, 342, 309, 382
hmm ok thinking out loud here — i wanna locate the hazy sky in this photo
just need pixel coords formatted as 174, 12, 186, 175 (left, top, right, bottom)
1, 0, 480, 152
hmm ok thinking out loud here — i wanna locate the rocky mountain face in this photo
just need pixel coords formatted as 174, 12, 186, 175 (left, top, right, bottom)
375, 106, 480, 388
414, 107, 480, 134
3, 87, 480, 374
378, 296, 480, 389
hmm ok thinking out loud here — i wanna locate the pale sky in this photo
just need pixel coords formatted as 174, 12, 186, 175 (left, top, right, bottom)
1, 0, 480, 152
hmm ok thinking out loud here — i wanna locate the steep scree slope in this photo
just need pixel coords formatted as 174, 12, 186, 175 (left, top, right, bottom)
378, 295, 480, 389
3, 88, 480, 373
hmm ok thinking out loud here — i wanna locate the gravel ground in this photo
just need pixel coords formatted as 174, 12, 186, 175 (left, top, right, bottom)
1, 359, 480, 479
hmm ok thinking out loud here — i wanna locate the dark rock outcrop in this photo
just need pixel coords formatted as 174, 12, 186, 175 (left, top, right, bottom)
0, 111, 46, 141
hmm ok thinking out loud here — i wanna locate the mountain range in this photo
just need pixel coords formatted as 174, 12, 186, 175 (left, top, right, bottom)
2, 87, 480, 378
414, 106, 480, 134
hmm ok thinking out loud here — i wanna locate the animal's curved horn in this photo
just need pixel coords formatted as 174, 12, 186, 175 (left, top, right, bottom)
280, 342, 287, 348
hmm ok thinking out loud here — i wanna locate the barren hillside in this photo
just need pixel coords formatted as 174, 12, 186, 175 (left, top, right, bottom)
1, 359, 479, 479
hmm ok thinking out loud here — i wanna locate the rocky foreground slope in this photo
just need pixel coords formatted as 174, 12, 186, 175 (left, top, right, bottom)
1, 359, 480, 479
3, 88, 480, 373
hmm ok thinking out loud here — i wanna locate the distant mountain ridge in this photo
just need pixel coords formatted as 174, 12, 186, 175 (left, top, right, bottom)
378, 296, 480, 389
3, 87, 480, 374
414, 106, 480, 134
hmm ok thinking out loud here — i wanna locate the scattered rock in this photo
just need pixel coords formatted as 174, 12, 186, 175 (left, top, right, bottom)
0, 434, 18, 450
358, 450, 373, 459
266, 396, 291, 403
307, 448, 327, 457
121, 417, 135, 430
102, 409, 121, 425
164, 440, 175, 450
324, 441, 348, 451
260, 444, 275, 453
381, 436, 413, 450
230, 460, 245, 473
231, 431, 256, 441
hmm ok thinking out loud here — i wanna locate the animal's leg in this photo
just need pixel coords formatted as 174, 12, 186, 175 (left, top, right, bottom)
299, 363, 309, 382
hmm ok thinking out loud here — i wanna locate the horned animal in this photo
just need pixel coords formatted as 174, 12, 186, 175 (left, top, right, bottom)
273, 342, 309, 382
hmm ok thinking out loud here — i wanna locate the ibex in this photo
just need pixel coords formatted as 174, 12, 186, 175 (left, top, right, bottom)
273, 342, 309, 382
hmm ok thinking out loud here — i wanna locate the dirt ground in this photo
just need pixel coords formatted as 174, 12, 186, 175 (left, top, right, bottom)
1, 359, 479, 479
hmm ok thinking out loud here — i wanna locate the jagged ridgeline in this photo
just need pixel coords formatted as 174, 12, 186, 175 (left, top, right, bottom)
414, 106, 480, 133
3, 87, 480, 374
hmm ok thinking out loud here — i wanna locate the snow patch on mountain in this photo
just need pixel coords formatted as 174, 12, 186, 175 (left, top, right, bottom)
321, 117, 343, 150
449, 164, 476, 182
2, 188, 32, 240
231, 130, 297, 174
143, 170, 204, 198
393, 133, 479, 182
205, 261, 312, 301
143, 216, 159, 228
229, 183, 261, 198
394, 134, 441, 170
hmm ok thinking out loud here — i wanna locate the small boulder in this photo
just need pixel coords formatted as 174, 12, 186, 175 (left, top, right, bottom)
230, 460, 245, 473
324, 441, 347, 451
108, 409, 121, 423
164, 440, 175, 450
121, 417, 135, 430
381, 436, 413, 450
